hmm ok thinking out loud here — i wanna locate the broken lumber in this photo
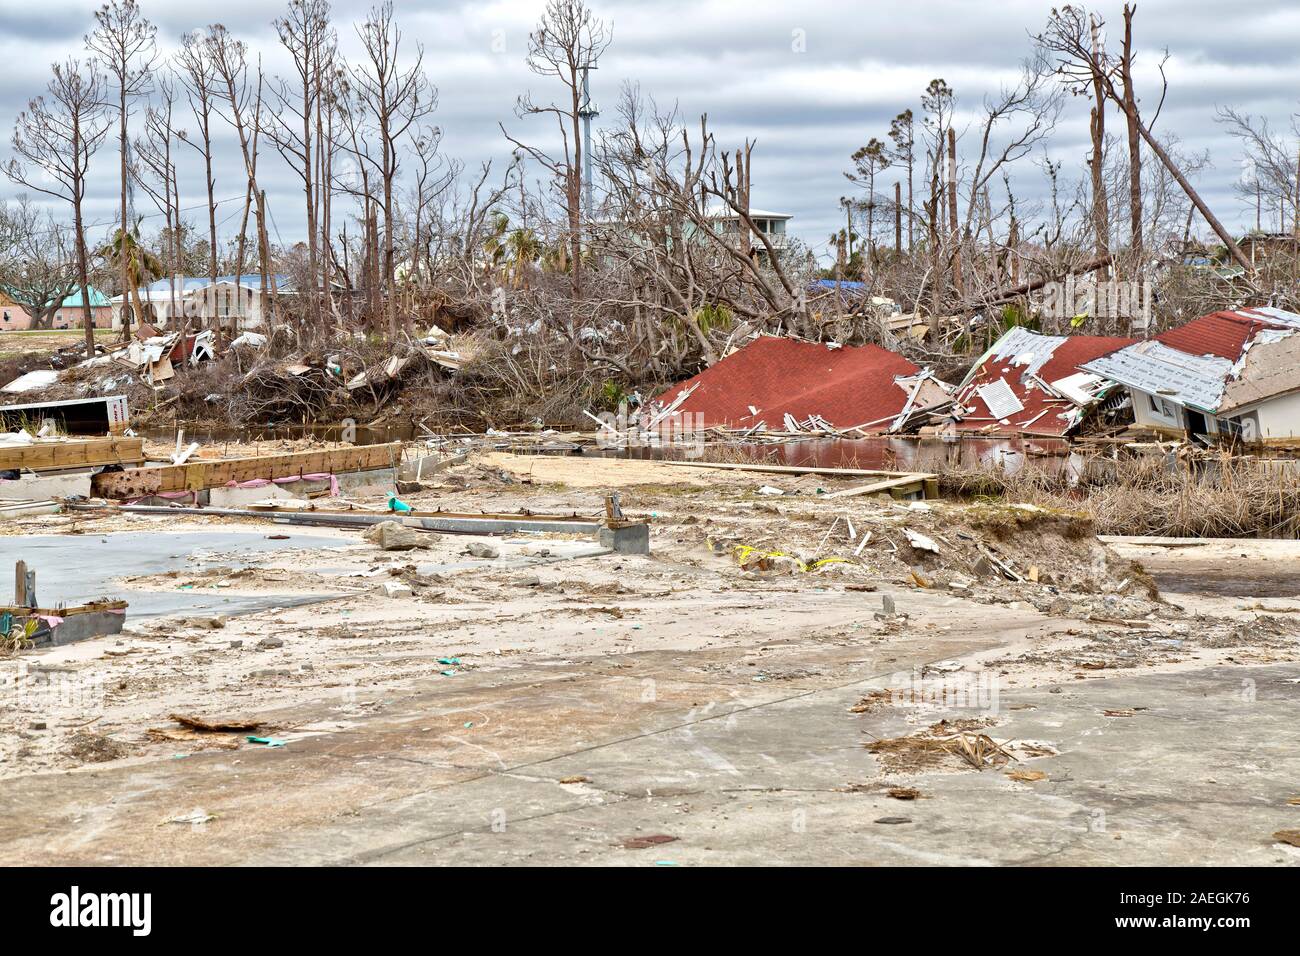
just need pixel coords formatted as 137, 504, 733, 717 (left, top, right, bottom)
822, 474, 932, 499
0, 437, 145, 473
91, 442, 403, 499
660, 460, 937, 481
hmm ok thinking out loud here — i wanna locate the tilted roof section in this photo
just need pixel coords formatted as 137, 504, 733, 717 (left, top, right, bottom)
1083, 341, 1234, 412
954, 327, 1135, 436
1083, 307, 1300, 413
654, 335, 922, 431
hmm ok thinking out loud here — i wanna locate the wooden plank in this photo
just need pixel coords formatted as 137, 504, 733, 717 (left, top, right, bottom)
660, 460, 936, 480
0, 437, 145, 473
822, 474, 929, 499
91, 442, 404, 499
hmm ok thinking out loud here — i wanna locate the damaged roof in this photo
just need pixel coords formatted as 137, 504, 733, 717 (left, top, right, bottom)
952, 327, 1136, 436
1083, 307, 1300, 414
654, 335, 930, 432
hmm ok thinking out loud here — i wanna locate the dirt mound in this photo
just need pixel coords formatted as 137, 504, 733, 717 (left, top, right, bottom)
694, 498, 1151, 599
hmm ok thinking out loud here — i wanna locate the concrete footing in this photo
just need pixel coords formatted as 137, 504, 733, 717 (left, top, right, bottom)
0, 473, 93, 500
130, 466, 397, 508
598, 522, 651, 555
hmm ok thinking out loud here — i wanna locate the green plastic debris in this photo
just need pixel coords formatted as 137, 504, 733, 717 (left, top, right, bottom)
386, 492, 413, 514
437, 657, 460, 665
246, 736, 286, 748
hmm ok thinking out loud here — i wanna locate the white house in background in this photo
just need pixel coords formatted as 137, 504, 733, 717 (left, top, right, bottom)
1083, 306, 1300, 441
705, 206, 793, 265
109, 274, 291, 329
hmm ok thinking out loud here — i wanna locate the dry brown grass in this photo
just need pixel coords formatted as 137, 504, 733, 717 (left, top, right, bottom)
940, 450, 1300, 538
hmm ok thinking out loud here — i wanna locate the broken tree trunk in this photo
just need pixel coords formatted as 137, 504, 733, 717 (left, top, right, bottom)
1121, 4, 1143, 274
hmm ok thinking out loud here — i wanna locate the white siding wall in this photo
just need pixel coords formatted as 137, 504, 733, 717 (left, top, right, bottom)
1245, 391, 1300, 439
1129, 387, 1183, 431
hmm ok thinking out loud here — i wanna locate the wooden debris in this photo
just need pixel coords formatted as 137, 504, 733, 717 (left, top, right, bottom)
169, 714, 263, 733
1007, 769, 1048, 782
91, 442, 403, 498
1272, 829, 1300, 847
619, 834, 678, 850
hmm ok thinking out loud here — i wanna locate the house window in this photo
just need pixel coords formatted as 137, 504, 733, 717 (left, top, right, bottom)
1221, 413, 1259, 441
2, 312, 8, 323
1147, 394, 1175, 419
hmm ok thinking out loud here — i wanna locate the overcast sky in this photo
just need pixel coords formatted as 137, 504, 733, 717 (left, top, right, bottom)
1, 0, 1298, 259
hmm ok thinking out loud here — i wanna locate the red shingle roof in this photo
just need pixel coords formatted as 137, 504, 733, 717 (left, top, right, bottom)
955, 333, 1135, 437
654, 336, 921, 431
1155, 311, 1262, 361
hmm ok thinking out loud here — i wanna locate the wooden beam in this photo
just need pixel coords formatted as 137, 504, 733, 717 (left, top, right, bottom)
660, 460, 937, 480
0, 437, 145, 473
822, 474, 930, 498
91, 442, 404, 499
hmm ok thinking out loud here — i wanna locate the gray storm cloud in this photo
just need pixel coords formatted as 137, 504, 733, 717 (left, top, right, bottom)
0, 0, 1295, 252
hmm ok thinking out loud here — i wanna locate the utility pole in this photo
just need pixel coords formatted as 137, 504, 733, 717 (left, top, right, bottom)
579, 64, 599, 215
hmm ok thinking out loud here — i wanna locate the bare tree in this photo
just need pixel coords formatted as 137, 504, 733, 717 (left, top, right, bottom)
1120, 3, 1144, 268
271, 0, 337, 326
0, 199, 81, 330
1039, 5, 1251, 272
6, 60, 112, 356
86, 0, 158, 340
207, 24, 271, 336
175, 28, 221, 328
504, 0, 612, 301
350, 1, 437, 336
888, 110, 916, 251
135, 77, 181, 320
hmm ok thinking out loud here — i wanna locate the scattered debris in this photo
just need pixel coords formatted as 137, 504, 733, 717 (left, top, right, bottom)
170, 714, 262, 733
620, 834, 679, 850
363, 520, 433, 551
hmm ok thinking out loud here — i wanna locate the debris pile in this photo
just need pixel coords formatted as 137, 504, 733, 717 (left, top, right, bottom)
941, 327, 1136, 438
691, 495, 1150, 599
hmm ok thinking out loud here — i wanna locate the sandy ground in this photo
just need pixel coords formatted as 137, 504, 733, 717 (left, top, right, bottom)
0, 451, 1298, 864
0, 328, 110, 360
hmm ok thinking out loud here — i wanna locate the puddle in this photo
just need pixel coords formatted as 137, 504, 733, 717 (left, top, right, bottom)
0, 531, 354, 620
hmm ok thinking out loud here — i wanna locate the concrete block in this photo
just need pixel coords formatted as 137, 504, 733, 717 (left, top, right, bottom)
597, 522, 650, 555
208, 483, 304, 508
0, 473, 92, 500
377, 581, 414, 598
336, 467, 396, 495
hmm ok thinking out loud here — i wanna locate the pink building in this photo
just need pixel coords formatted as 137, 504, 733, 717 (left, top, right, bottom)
0, 287, 114, 330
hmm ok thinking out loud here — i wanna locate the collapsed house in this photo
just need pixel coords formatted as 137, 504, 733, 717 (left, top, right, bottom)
1083, 306, 1300, 441
942, 327, 1136, 438
654, 334, 951, 435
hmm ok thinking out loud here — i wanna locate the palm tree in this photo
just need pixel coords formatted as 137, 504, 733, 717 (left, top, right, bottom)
97, 218, 164, 339
481, 211, 511, 277
505, 227, 543, 288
